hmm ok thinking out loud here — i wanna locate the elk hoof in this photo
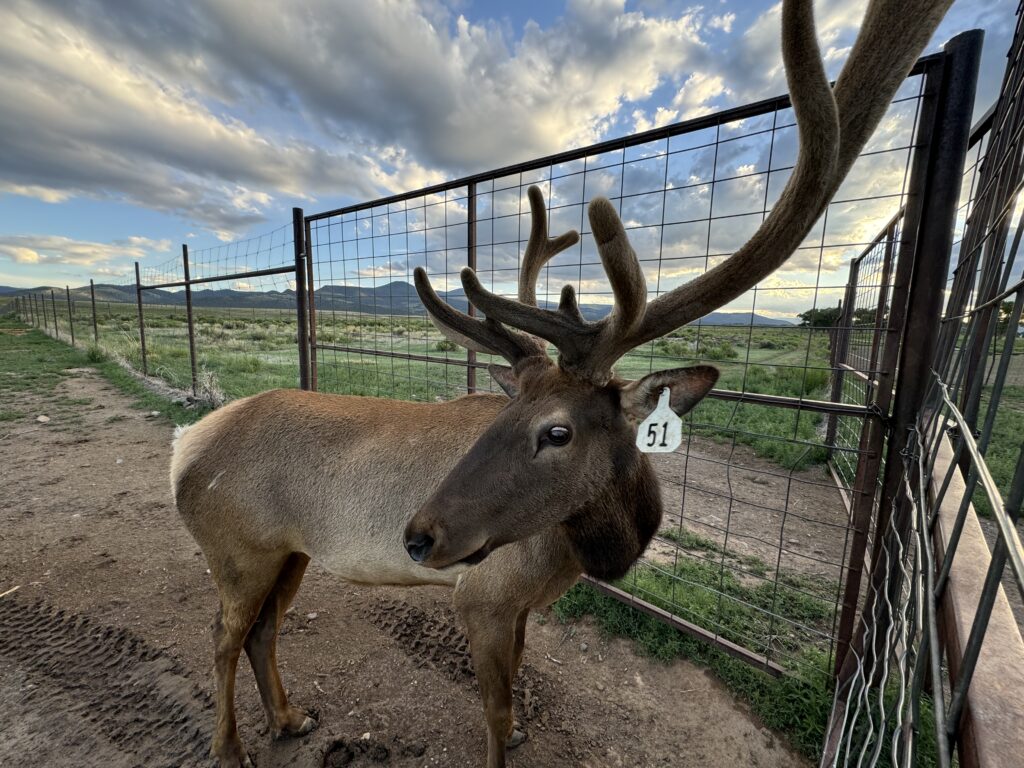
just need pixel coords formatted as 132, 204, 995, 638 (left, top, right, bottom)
506, 728, 527, 749
271, 707, 319, 740
213, 749, 253, 767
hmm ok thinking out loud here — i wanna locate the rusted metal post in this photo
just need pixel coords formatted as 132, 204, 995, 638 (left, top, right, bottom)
89, 279, 98, 343
292, 207, 310, 390
836, 29, 983, 686
182, 244, 199, 396
304, 217, 318, 391
50, 290, 59, 340
466, 182, 478, 393
826, 265, 858, 452
65, 286, 75, 346
867, 224, 897, 377
134, 261, 148, 375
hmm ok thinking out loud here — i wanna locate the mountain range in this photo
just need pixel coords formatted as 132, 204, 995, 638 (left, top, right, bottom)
3, 281, 794, 326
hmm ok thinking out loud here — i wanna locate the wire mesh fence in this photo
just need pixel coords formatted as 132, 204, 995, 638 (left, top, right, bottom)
302, 52, 958, 682
822, 16, 1024, 768
12, 223, 305, 403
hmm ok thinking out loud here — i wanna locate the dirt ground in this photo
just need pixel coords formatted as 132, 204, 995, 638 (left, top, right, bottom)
0, 366, 812, 768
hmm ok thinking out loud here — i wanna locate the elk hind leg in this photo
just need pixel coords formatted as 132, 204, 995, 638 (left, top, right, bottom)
243, 551, 318, 739
211, 553, 286, 768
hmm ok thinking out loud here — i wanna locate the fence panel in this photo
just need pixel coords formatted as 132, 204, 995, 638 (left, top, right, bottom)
131, 222, 303, 401
304, 54, 954, 680
822, 19, 1023, 768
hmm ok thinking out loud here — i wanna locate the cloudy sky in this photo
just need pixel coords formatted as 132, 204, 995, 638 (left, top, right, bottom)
0, 0, 1013, 317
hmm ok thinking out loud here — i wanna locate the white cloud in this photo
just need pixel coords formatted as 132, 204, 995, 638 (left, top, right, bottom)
709, 13, 736, 33
0, 234, 166, 268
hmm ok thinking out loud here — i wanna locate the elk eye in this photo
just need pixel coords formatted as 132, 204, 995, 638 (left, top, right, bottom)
546, 426, 572, 446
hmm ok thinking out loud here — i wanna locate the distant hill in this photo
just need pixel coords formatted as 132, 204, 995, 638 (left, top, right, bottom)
1, 282, 793, 326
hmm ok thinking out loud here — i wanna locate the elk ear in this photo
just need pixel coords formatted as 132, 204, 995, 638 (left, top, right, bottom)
488, 364, 519, 398
562, 447, 662, 580
620, 365, 718, 423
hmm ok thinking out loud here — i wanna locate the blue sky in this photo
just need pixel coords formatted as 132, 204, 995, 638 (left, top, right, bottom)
0, 0, 1014, 311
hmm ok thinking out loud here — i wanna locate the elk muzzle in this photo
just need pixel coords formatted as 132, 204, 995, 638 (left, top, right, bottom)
403, 508, 493, 569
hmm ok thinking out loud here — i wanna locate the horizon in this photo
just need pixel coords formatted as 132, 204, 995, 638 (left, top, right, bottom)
0, 0, 1012, 319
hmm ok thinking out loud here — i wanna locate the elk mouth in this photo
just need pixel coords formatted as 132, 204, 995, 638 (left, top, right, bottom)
457, 543, 492, 566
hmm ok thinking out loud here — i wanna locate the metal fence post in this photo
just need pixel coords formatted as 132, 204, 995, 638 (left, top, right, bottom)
836, 29, 983, 685
65, 286, 75, 346
292, 207, 310, 391
50, 290, 59, 340
826, 266, 858, 450
304, 217, 318, 391
89, 279, 98, 343
466, 181, 478, 393
182, 244, 199, 396
134, 261, 148, 375
39, 293, 46, 331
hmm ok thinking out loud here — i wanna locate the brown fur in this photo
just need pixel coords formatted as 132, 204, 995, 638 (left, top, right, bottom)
173, 358, 715, 768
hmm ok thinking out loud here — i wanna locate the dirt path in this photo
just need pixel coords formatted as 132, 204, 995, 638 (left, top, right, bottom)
0, 367, 810, 767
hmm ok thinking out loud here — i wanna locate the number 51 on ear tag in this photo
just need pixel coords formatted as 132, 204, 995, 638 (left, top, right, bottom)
636, 387, 683, 453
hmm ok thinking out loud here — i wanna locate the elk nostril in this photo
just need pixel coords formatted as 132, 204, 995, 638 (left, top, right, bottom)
405, 532, 434, 563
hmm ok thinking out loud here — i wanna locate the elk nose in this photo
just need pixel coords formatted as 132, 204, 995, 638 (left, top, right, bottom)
405, 532, 434, 563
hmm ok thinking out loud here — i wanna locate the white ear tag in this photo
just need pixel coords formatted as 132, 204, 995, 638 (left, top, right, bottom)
636, 387, 682, 453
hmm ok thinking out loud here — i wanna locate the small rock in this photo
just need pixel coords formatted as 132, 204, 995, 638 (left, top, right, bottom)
596, 682, 606, 692
361, 732, 371, 741
35, 415, 50, 423
307, 612, 318, 620
146, 410, 160, 418
787, 539, 800, 546
115, 458, 123, 464
579, 642, 589, 652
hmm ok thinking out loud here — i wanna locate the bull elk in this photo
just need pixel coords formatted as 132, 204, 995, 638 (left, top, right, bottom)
171, 1, 953, 765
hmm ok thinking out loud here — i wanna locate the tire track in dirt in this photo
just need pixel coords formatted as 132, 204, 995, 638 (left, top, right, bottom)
362, 598, 554, 726
0, 596, 212, 768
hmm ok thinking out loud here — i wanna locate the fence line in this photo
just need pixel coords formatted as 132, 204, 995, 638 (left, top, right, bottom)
822, 17, 1024, 767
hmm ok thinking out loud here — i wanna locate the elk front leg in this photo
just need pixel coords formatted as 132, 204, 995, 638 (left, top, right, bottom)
460, 606, 518, 768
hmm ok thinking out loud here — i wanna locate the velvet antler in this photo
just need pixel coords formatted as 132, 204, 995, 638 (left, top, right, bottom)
419, 0, 954, 382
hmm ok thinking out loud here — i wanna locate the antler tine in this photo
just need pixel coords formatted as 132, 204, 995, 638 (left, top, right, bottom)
588, 197, 647, 335
617, 0, 953, 349
413, 185, 578, 365
413, 267, 544, 362
460, 195, 652, 382
518, 185, 580, 306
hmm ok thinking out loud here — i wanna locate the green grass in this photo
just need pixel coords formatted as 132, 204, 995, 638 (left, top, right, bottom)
549, 520, 842, 760
554, 583, 835, 759
21, 302, 837, 468
972, 383, 1024, 517
0, 313, 208, 426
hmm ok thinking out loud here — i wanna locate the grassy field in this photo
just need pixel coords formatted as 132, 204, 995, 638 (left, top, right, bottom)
44, 300, 835, 469
33, 295, 1019, 513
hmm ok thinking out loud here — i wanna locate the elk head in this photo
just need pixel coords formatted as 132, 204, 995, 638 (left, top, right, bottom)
404, 0, 954, 578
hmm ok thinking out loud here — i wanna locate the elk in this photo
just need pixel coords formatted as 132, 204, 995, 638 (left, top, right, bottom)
171, 1, 952, 765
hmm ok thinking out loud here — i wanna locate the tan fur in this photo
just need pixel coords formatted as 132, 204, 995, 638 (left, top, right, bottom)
173, 388, 589, 768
